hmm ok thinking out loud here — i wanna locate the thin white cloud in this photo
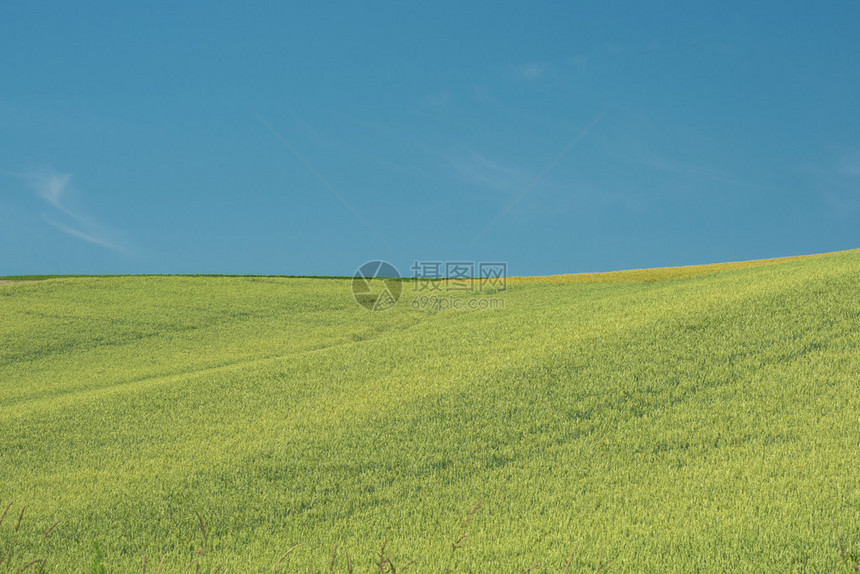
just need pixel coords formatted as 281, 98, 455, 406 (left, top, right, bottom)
43, 216, 123, 251
838, 149, 860, 176
13, 167, 125, 252
572, 55, 589, 69
637, 156, 760, 189
26, 170, 70, 208
512, 62, 549, 79
418, 90, 451, 108
449, 149, 531, 193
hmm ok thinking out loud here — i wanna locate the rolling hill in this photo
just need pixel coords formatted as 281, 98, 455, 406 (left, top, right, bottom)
1, 249, 858, 572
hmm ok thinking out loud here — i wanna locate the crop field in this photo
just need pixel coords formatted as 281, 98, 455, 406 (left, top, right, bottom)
1, 250, 859, 572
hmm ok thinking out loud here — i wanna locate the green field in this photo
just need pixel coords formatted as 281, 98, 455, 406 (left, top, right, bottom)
1, 250, 859, 572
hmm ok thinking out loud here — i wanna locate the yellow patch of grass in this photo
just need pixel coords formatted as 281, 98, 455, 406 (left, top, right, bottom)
509, 250, 844, 284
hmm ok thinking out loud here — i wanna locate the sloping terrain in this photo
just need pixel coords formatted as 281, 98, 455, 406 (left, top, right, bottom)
1, 250, 858, 572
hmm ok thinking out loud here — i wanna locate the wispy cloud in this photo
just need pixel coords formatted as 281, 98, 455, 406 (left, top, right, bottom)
838, 149, 860, 176
635, 155, 760, 189
512, 62, 549, 79
821, 149, 860, 216
471, 110, 606, 245
43, 216, 122, 251
571, 54, 589, 69
254, 112, 394, 250
448, 149, 531, 193
12, 167, 124, 252
418, 90, 451, 108
26, 171, 70, 208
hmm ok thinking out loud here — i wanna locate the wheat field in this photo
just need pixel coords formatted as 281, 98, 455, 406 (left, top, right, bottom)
1, 250, 858, 572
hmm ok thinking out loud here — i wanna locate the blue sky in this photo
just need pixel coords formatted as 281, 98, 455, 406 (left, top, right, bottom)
1, 2, 858, 277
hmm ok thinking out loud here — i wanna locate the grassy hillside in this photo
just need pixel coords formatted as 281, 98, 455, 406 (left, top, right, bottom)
1, 250, 858, 572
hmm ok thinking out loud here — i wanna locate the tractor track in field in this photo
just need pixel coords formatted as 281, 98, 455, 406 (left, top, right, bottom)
0, 314, 434, 418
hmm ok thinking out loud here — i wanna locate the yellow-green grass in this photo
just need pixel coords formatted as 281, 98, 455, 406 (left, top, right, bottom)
510, 251, 831, 284
1, 250, 859, 572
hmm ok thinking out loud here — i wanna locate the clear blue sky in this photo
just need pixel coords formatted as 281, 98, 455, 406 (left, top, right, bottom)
2, 2, 858, 277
